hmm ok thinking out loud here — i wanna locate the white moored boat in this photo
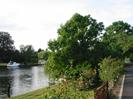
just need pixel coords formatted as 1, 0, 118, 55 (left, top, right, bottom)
7, 61, 20, 67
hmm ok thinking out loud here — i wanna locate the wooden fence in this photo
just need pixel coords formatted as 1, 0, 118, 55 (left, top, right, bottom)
94, 82, 108, 99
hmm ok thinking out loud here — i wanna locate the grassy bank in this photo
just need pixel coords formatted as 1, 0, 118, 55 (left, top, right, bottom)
13, 81, 94, 99
0, 63, 7, 66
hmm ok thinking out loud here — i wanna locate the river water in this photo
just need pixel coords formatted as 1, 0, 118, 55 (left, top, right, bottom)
0, 65, 49, 97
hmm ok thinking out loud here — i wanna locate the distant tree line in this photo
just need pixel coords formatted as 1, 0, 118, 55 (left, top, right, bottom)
0, 32, 38, 64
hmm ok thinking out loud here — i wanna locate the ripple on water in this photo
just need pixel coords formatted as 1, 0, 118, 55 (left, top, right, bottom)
0, 66, 49, 96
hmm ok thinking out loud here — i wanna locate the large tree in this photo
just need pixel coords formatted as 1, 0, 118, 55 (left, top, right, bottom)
0, 32, 15, 62
45, 13, 104, 79
103, 21, 133, 59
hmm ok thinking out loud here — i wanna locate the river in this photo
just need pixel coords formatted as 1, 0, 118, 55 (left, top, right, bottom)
0, 65, 49, 97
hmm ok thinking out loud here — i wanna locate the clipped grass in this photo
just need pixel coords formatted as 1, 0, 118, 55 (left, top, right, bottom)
13, 81, 94, 99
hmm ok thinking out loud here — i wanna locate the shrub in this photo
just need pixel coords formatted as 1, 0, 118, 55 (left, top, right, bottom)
44, 81, 94, 99
99, 57, 124, 85
64, 63, 96, 89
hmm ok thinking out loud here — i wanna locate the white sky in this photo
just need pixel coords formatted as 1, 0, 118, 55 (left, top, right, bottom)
0, 0, 133, 50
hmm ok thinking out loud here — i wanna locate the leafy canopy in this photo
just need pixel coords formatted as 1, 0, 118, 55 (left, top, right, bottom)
0, 32, 15, 62
46, 13, 104, 78
20, 45, 37, 64
103, 21, 133, 58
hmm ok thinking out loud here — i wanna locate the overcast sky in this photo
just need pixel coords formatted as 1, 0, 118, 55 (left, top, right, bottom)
0, 0, 133, 50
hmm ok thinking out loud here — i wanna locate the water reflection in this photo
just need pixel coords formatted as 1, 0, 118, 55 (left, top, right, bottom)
0, 66, 48, 97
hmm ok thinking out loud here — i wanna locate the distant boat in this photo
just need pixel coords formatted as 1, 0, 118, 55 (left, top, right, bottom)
7, 61, 20, 67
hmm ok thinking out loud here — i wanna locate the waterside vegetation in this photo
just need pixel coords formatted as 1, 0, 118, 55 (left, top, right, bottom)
13, 81, 94, 99
43, 13, 133, 98
1, 13, 133, 98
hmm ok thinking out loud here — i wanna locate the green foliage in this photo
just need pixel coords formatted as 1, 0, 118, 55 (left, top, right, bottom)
105, 21, 133, 35
0, 32, 14, 50
38, 49, 49, 61
129, 54, 133, 62
44, 82, 94, 99
64, 63, 92, 79
11, 49, 22, 62
46, 13, 104, 79
45, 15, 132, 94
124, 35, 133, 58
103, 21, 133, 59
38, 51, 45, 59
99, 57, 124, 83
20, 45, 38, 64
0, 32, 15, 62
45, 52, 68, 78
77, 65, 97, 89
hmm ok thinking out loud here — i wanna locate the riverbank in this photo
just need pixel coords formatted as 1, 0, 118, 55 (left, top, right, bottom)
0, 63, 7, 66
0, 63, 43, 67
20, 63, 44, 67
13, 81, 94, 99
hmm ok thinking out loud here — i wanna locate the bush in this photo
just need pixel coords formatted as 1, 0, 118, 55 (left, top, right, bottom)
64, 63, 96, 89
44, 81, 94, 99
99, 57, 124, 85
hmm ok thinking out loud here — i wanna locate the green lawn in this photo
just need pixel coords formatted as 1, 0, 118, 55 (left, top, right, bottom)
13, 81, 94, 99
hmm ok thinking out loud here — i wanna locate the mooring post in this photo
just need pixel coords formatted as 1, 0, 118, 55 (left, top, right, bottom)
7, 82, 11, 99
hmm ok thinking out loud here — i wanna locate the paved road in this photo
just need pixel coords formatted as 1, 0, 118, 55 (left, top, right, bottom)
122, 65, 133, 99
